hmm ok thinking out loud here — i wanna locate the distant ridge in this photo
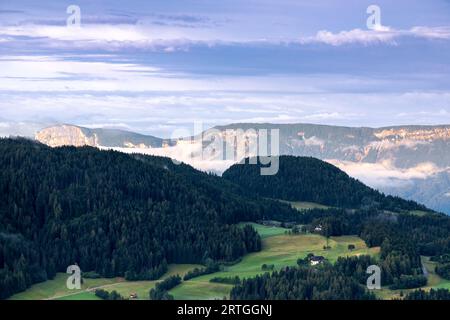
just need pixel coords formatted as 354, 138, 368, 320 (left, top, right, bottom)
36, 124, 164, 148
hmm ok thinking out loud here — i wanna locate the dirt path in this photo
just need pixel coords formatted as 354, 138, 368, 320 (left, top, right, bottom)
45, 282, 124, 300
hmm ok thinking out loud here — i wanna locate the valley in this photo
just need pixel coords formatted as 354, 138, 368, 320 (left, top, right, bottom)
375, 256, 450, 300
13, 221, 450, 301
9, 223, 379, 300
9, 264, 202, 300
169, 228, 379, 300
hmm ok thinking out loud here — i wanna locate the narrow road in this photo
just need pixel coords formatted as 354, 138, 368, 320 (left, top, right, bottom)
45, 282, 126, 300
421, 259, 429, 278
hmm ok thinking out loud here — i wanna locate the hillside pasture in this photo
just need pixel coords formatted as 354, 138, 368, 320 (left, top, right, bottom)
169, 227, 379, 300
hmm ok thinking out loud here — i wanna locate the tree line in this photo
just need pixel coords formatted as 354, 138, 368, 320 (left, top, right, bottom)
230, 262, 376, 300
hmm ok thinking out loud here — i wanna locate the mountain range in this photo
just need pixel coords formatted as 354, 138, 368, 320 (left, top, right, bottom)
34, 123, 450, 214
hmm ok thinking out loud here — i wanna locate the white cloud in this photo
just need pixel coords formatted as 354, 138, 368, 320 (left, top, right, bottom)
1, 24, 151, 42
0, 55, 160, 77
410, 26, 450, 40
304, 29, 397, 46
98, 147, 448, 183
328, 159, 444, 188
2, 89, 450, 138
301, 26, 450, 46
0, 23, 229, 51
103, 143, 236, 174
0, 121, 49, 138
0, 55, 329, 93
1, 21, 449, 50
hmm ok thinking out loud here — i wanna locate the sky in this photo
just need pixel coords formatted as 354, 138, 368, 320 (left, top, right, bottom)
1, 0, 450, 137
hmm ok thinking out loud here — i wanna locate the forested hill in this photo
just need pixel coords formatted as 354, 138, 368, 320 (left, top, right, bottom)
0, 138, 296, 299
223, 156, 430, 212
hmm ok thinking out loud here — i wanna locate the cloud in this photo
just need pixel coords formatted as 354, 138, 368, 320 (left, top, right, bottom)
20, 15, 140, 26
1, 15, 450, 51
148, 13, 222, 28
303, 29, 397, 46
410, 26, 450, 40
104, 143, 236, 174
0, 22, 226, 52
101, 146, 449, 181
1, 24, 153, 42
0, 121, 49, 138
301, 26, 450, 46
2, 87, 450, 138
0, 55, 171, 92
328, 159, 444, 188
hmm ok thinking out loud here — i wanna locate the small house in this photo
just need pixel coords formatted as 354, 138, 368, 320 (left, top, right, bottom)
314, 225, 323, 232
129, 292, 138, 300
309, 255, 325, 266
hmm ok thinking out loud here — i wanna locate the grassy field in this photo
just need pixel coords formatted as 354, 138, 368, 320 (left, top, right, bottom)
97, 264, 202, 300
375, 256, 450, 300
237, 222, 287, 238
9, 264, 202, 300
289, 201, 330, 211
9, 273, 123, 300
9, 223, 382, 301
56, 292, 102, 300
408, 210, 431, 217
169, 226, 380, 300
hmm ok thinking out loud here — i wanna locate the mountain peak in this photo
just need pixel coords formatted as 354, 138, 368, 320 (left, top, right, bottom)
35, 124, 98, 148
36, 124, 163, 148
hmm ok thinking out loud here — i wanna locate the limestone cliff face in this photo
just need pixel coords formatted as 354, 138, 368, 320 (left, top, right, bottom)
35, 125, 98, 147
36, 123, 450, 167
374, 127, 450, 141
36, 124, 164, 148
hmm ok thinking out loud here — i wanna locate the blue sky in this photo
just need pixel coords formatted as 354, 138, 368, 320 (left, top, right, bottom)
1, 0, 450, 137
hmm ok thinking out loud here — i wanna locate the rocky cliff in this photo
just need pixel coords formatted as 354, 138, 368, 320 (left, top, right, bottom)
36, 125, 164, 148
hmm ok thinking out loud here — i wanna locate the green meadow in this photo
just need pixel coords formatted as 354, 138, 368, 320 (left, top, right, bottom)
237, 222, 287, 238
169, 226, 380, 300
375, 256, 450, 300
9, 264, 201, 300
10, 223, 380, 301
288, 201, 330, 211
56, 292, 102, 300
9, 273, 122, 300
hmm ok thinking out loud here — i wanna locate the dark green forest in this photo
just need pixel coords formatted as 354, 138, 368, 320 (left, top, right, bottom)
405, 288, 450, 300
149, 275, 181, 300
230, 262, 376, 300
223, 156, 429, 211
0, 138, 296, 299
